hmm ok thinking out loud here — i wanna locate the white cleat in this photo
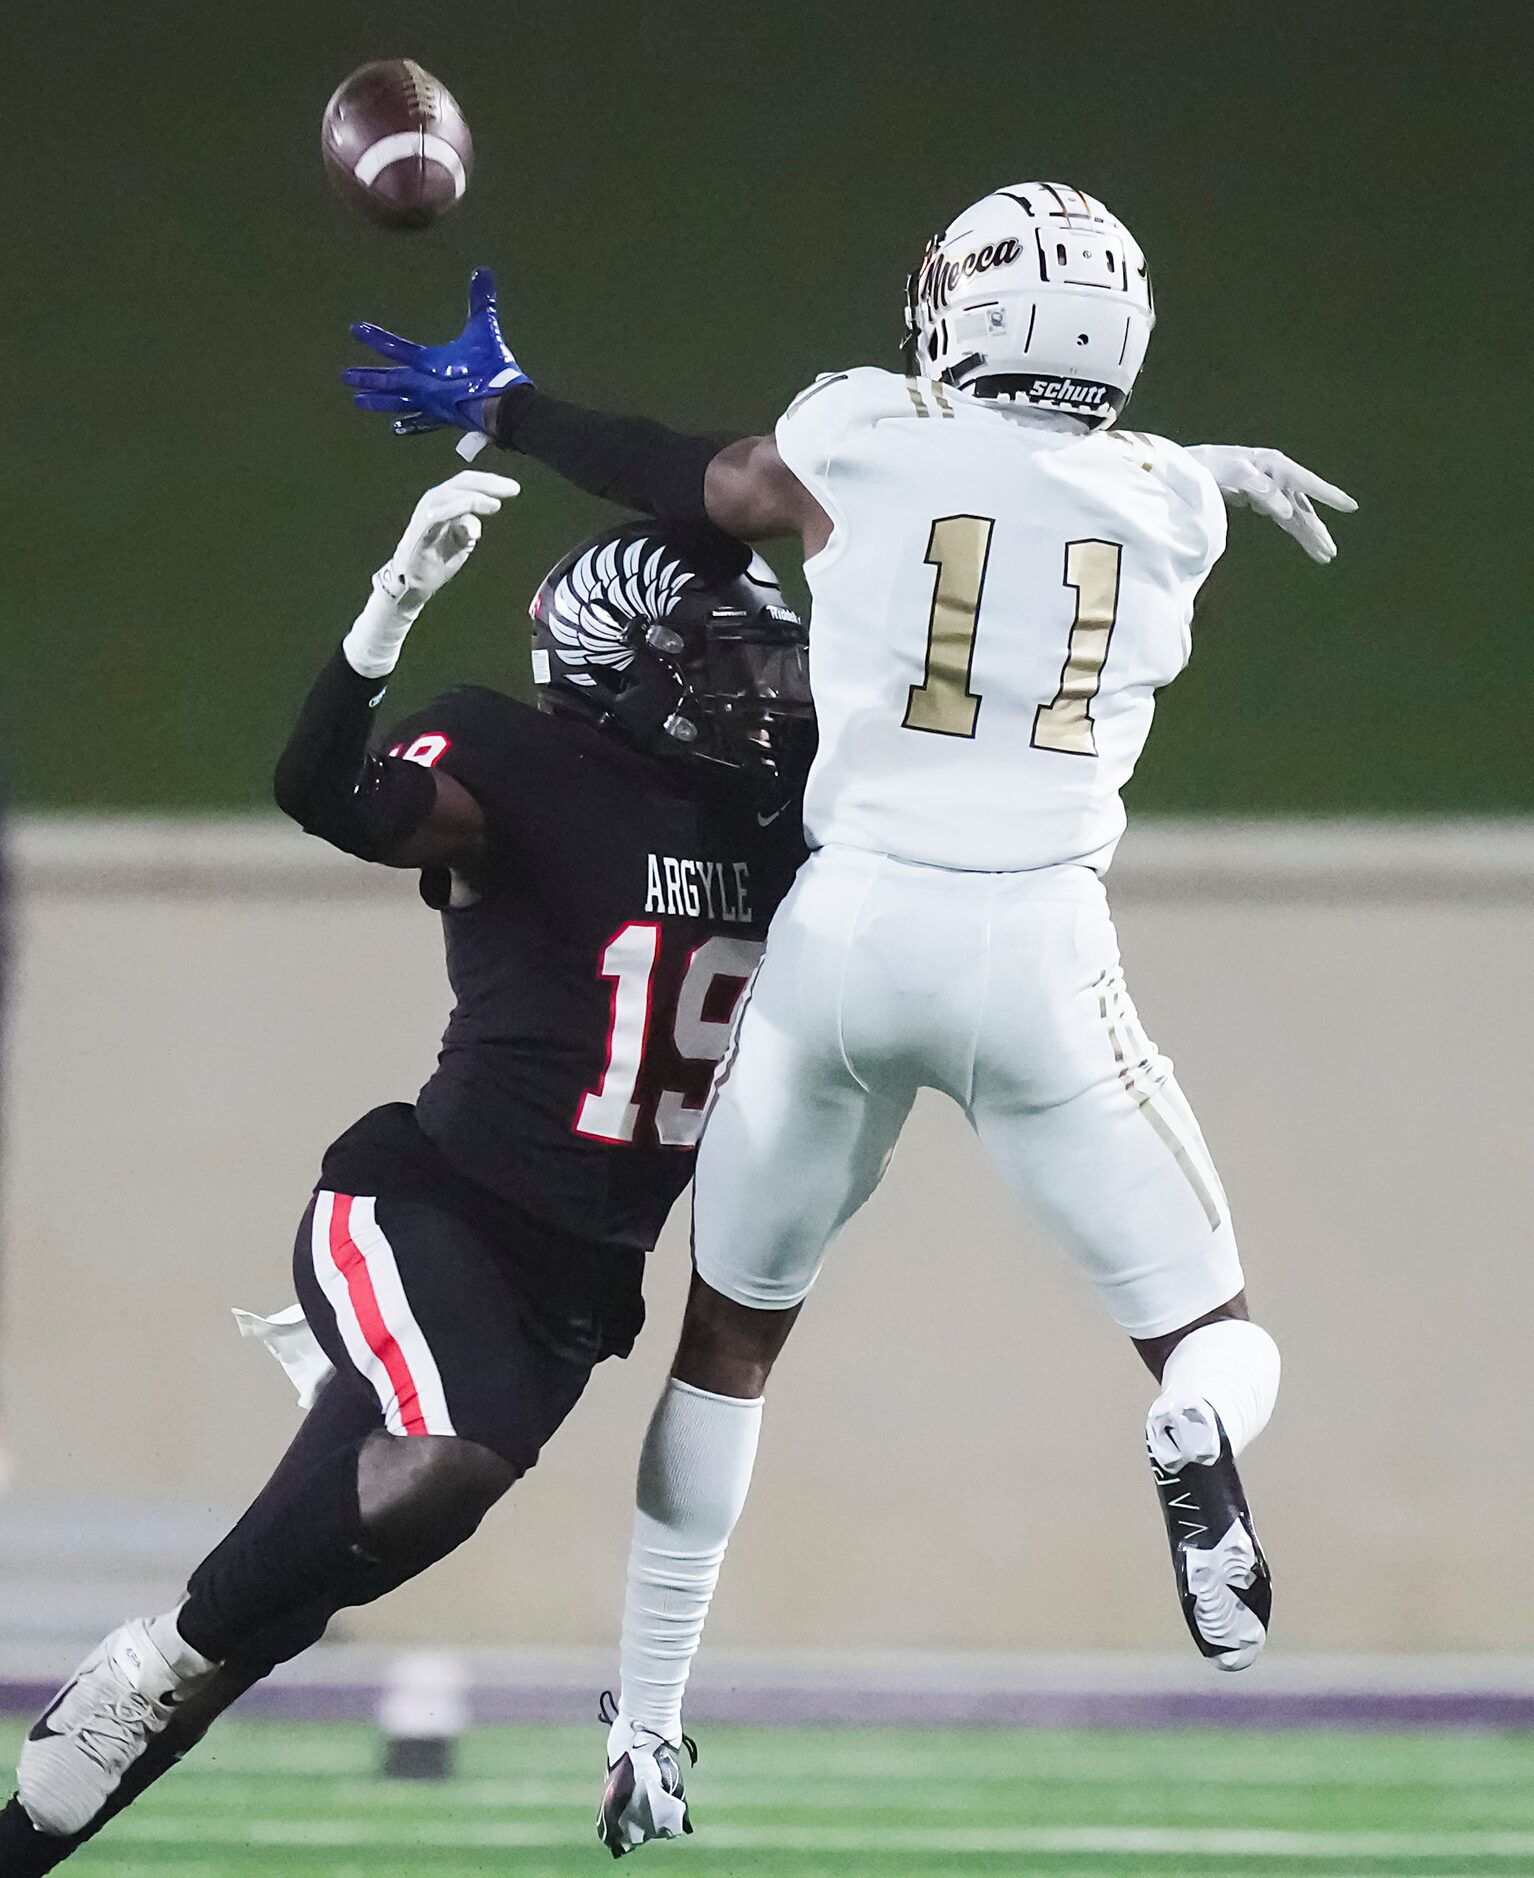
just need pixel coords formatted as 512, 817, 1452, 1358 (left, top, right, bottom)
1181, 1521, 1268, 1671
597, 1708, 695, 1859
18, 1615, 216, 1837
1147, 1399, 1223, 1473
1147, 1401, 1272, 1673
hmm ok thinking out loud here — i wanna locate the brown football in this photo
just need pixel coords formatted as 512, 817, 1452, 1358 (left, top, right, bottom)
321, 60, 473, 231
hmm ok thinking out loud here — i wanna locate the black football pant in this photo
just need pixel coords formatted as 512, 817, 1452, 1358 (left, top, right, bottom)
0, 1191, 597, 1874
178, 1188, 595, 1661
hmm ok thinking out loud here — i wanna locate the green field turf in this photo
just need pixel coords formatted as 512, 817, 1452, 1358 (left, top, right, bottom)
5, 1717, 1534, 1876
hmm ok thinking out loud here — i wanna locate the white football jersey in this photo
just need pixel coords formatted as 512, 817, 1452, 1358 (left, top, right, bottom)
775, 367, 1227, 873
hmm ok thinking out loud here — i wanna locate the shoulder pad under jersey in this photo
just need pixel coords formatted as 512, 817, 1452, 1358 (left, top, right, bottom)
380, 686, 540, 789
1099, 430, 1229, 578
775, 367, 920, 477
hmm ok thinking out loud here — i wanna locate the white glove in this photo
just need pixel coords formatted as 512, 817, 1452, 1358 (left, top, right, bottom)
1186, 444, 1357, 565
342, 470, 521, 679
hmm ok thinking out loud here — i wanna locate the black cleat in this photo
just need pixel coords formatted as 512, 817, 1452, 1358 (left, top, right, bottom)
1149, 1406, 1271, 1671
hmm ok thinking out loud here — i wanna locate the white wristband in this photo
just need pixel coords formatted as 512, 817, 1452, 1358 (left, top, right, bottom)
340, 563, 428, 680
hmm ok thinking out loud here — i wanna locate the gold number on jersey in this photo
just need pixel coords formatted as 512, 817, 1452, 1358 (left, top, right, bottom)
902, 515, 994, 739
1030, 539, 1123, 758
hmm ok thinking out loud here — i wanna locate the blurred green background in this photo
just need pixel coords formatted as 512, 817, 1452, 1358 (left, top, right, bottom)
6, 1, 1527, 812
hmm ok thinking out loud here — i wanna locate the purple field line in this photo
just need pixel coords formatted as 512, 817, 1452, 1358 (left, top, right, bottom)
4, 1678, 1533, 1732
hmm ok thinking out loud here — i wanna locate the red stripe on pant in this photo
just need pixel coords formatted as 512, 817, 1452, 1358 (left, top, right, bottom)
327, 1193, 427, 1436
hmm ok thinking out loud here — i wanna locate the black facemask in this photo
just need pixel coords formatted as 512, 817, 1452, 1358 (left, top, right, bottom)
685, 615, 813, 776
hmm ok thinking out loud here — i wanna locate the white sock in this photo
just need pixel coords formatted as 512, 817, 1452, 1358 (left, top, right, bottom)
142, 1609, 216, 1684
614, 1380, 763, 1753
1147, 1320, 1281, 1467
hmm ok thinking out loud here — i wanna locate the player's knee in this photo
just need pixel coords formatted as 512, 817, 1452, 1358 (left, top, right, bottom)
671, 1275, 800, 1398
356, 1431, 518, 1567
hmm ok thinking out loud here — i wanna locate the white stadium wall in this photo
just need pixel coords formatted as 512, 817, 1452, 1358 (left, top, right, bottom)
3, 817, 1530, 1656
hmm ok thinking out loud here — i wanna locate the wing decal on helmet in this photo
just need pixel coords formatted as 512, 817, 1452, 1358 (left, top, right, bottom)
545, 537, 697, 683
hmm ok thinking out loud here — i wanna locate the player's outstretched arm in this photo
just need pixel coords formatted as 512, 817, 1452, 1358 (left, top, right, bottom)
273, 471, 519, 868
703, 433, 830, 547
489, 393, 825, 545
343, 269, 827, 545
1186, 444, 1358, 563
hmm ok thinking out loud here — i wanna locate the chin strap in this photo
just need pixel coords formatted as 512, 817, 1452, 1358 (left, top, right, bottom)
608, 669, 695, 753
541, 667, 695, 758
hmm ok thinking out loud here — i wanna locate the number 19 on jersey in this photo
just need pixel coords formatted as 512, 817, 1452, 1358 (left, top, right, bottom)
577, 927, 761, 1148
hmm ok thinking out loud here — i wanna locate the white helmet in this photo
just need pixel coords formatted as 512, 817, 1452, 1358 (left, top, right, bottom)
904, 181, 1154, 426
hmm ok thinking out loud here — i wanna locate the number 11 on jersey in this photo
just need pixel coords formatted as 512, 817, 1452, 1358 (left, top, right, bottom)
902, 522, 1124, 756
1032, 539, 1123, 757
902, 515, 994, 738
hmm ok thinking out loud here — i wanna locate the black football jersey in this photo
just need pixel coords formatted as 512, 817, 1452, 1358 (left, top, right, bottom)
375, 687, 805, 1253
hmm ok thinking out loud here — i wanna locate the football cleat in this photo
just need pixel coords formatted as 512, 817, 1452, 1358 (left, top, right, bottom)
17, 1616, 216, 1837
596, 1696, 696, 1860
1148, 1402, 1272, 1672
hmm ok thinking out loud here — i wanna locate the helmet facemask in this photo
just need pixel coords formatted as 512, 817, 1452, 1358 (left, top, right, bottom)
685, 609, 817, 781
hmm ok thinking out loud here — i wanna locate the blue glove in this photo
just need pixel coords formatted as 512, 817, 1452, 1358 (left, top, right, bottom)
342, 267, 531, 438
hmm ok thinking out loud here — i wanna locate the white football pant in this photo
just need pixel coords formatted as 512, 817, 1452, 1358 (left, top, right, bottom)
695, 845, 1242, 1339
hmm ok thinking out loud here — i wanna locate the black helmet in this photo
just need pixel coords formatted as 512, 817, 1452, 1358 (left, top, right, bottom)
529, 521, 813, 780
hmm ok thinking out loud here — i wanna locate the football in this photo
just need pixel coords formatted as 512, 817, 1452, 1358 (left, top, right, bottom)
321, 59, 473, 231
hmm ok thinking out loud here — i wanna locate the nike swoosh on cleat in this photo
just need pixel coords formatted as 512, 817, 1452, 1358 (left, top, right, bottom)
27, 1687, 75, 1743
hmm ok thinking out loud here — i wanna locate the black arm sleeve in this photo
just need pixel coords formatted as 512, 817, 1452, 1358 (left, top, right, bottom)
490, 384, 723, 521
272, 646, 438, 862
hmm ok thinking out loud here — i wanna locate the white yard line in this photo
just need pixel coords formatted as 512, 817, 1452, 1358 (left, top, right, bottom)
151, 1757, 1534, 1791
148, 1769, 1534, 1811
72, 1866, 1496, 1878
161, 1736, 1534, 1787
102, 1815, 1534, 1858
84, 1869, 226, 1878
